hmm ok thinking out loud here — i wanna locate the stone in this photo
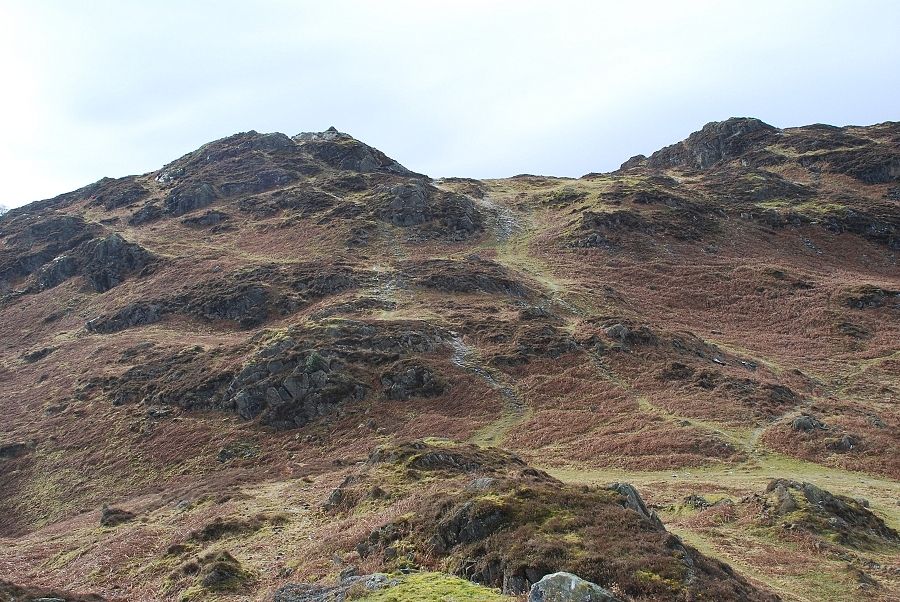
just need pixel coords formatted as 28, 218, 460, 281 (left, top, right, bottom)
274, 573, 398, 602
528, 572, 622, 602
100, 505, 135, 527
606, 482, 664, 530
0, 442, 28, 459
791, 415, 826, 432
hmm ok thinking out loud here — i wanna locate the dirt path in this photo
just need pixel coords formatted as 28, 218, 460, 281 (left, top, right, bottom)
448, 333, 529, 446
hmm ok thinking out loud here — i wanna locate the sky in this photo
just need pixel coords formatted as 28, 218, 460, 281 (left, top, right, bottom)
1, 1, 899, 208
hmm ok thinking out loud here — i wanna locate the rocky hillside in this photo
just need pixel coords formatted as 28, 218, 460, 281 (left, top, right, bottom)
0, 119, 897, 601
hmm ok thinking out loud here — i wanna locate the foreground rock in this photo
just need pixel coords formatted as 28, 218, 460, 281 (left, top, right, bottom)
274, 573, 398, 602
528, 572, 622, 602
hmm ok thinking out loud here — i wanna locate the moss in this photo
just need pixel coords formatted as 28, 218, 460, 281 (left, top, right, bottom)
353, 572, 512, 601
634, 569, 682, 592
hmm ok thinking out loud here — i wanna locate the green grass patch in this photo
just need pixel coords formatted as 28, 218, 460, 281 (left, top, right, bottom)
352, 572, 513, 601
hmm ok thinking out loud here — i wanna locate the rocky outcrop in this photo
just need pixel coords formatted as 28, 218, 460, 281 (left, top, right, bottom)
760, 479, 899, 548
0, 580, 104, 601
843, 285, 899, 309
85, 176, 149, 210
403, 257, 528, 297
227, 347, 367, 429
85, 263, 358, 333
0, 442, 28, 460
164, 181, 217, 216
791, 415, 826, 432
647, 118, 779, 170
86, 301, 164, 333
182, 209, 230, 228
99, 320, 449, 429
294, 126, 416, 175
381, 361, 445, 400
33, 233, 156, 292
528, 572, 622, 602
371, 180, 483, 240
0, 214, 100, 291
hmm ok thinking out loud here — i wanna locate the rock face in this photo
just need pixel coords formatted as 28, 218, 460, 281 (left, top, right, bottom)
528, 572, 622, 602
648, 118, 779, 170
371, 180, 484, 240
85, 263, 358, 333
95, 319, 450, 430
32, 233, 156, 293
294, 126, 415, 175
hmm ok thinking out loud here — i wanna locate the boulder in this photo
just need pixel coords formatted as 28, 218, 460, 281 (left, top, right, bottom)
528, 572, 622, 602
100, 505, 135, 527
791, 415, 826, 432
606, 482, 664, 530
0, 442, 28, 459
274, 573, 398, 602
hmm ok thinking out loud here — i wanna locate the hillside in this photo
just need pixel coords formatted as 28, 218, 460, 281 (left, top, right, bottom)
0, 118, 898, 601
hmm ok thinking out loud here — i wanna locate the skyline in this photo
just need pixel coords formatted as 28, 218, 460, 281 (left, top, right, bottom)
1, 0, 899, 208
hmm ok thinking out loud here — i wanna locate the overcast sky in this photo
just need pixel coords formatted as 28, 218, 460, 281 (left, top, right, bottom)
1, 1, 898, 208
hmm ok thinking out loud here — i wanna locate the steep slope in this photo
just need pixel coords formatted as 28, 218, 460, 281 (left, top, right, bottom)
0, 119, 897, 601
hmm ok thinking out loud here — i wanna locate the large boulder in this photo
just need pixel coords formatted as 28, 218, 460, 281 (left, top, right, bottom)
528, 572, 622, 602
274, 573, 398, 602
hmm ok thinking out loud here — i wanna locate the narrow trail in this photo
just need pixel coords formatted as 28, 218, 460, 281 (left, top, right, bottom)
369, 223, 408, 309
449, 333, 529, 447
474, 194, 522, 244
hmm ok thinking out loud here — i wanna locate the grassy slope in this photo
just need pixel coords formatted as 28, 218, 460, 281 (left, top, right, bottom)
0, 125, 897, 600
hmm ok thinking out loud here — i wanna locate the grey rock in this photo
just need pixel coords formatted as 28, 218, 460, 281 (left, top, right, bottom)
381, 363, 445, 400
791, 415, 826, 432
274, 572, 398, 602
128, 203, 163, 225
0, 441, 28, 459
528, 572, 622, 602
86, 302, 164, 334
606, 482, 664, 530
